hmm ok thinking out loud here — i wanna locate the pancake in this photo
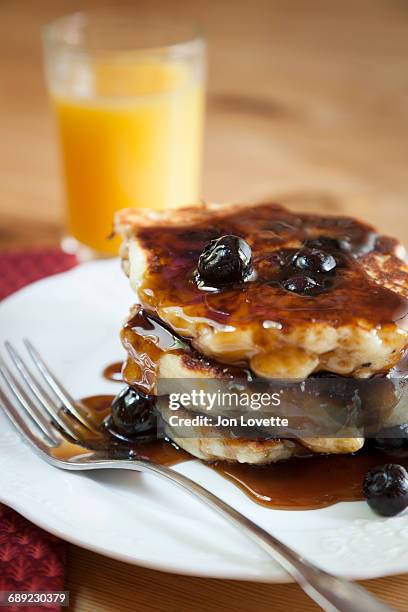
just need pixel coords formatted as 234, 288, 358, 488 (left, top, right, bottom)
120, 307, 408, 459
115, 202, 408, 379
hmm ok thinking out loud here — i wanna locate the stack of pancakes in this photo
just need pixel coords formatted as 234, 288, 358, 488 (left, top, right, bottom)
114, 202, 408, 464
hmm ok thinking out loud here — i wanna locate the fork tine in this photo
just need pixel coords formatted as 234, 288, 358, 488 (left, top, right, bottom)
0, 386, 51, 452
23, 339, 98, 433
0, 359, 58, 443
5, 342, 82, 441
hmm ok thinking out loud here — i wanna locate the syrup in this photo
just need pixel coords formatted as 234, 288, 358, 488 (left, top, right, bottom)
66, 395, 187, 466
120, 308, 248, 394
212, 449, 408, 510
76, 394, 408, 510
102, 362, 124, 382
134, 203, 408, 333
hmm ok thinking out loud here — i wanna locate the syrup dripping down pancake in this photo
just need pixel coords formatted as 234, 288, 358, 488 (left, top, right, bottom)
116, 202, 408, 379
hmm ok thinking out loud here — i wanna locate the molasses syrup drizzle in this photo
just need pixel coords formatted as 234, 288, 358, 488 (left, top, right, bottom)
80, 391, 408, 511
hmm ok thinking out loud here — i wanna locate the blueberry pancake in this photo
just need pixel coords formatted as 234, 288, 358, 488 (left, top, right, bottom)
116, 202, 408, 379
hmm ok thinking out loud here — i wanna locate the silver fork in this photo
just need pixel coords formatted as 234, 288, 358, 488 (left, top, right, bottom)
0, 340, 392, 612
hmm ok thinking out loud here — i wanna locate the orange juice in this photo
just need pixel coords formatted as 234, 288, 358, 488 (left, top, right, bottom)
53, 61, 204, 255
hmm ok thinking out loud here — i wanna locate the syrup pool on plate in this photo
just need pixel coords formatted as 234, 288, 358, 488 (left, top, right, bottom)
80, 391, 408, 511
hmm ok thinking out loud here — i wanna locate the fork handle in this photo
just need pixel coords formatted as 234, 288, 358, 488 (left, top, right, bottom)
102, 459, 392, 612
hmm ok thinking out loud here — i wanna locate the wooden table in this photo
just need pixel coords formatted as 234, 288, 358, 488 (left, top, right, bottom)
1, 0, 408, 609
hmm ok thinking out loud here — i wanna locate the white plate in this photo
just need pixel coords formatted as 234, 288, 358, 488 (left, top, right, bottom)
1, 259, 408, 583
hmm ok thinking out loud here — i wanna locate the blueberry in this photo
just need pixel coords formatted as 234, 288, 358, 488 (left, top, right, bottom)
282, 274, 321, 295
374, 424, 408, 450
197, 235, 253, 286
111, 386, 156, 436
292, 248, 336, 273
363, 464, 408, 517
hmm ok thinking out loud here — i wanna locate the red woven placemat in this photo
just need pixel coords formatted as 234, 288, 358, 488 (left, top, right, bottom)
0, 248, 77, 610
0, 249, 76, 301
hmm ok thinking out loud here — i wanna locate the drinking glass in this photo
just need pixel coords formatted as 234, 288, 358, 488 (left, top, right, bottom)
43, 11, 206, 258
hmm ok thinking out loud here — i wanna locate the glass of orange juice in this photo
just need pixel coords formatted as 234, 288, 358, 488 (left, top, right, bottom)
42, 11, 206, 258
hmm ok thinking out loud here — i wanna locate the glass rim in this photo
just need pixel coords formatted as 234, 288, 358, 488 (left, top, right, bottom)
42, 10, 205, 59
